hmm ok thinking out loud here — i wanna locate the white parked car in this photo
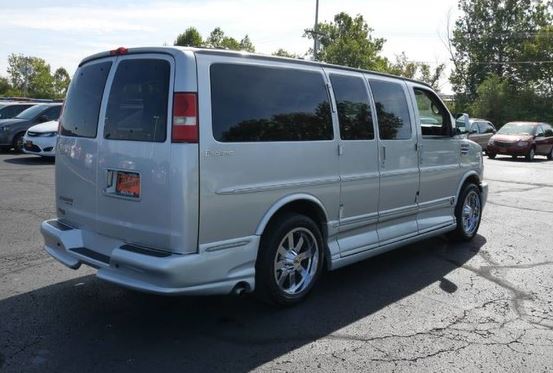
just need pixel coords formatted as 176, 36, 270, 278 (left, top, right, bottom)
41, 47, 487, 305
23, 120, 58, 157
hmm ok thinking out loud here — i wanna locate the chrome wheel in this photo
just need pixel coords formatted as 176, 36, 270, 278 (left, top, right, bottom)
462, 190, 481, 236
273, 227, 319, 295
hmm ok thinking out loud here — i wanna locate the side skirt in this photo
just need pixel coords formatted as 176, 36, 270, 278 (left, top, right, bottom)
328, 223, 456, 271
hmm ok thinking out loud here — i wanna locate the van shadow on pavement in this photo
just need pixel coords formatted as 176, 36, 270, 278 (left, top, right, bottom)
0, 235, 485, 372
3, 155, 55, 166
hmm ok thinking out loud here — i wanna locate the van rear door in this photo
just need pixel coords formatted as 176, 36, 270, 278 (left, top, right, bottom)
58, 51, 198, 254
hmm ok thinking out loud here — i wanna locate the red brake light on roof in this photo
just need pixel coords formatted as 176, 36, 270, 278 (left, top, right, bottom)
110, 47, 128, 56
172, 92, 198, 143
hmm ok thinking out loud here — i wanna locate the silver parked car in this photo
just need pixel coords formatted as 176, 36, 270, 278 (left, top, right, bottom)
459, 118, 497, 151
41, 47, 488, 305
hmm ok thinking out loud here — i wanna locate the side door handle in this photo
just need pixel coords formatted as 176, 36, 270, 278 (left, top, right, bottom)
381, 146, 386, 168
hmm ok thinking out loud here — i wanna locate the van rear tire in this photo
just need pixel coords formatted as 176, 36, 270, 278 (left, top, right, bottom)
448, 183, 482, 242
255, 213, 324, 306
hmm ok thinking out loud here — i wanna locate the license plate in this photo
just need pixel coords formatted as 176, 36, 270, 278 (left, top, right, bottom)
115, 172, 140, 198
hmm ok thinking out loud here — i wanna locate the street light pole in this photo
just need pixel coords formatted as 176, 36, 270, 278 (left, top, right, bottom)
313, 0, 319, 61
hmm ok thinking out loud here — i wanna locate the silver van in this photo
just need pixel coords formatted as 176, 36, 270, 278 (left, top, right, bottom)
41, 47, 488, 305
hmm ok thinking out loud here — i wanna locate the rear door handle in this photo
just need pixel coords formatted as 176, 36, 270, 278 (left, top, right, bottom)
381, 146, 386, 168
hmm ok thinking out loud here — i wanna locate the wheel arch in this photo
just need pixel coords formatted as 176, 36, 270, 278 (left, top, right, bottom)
255, 194, 329, 239
455, 171, 481, 203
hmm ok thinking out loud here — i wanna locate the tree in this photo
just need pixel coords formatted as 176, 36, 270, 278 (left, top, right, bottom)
306, 12, 388, 70
521, 25, 553, 95
239, 35, 255, 53
5, 54, 71, 98
7, 54, 55, 98
206, 27, 240, 50
174, 27, 203, 47
52, 67, 71, 99
449, 0, 551, 98
0, 76, 10, 95
272, 49, 300, 58
386, 53, 445, 90
469, 74, 514, 126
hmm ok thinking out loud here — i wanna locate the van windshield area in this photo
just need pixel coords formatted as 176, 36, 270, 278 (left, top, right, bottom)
104, 59, 170, 142
497, 123, 536, 136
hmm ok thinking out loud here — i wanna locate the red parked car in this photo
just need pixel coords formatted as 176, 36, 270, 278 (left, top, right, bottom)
487, 122, 553, 161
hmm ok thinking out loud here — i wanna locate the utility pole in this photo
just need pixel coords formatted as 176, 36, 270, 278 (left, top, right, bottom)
313, 0, 319, 61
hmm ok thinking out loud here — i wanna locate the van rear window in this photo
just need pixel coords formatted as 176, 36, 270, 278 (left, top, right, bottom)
61, 61, 111, 138
104, 59, 170, 142
210, 64, 333, 142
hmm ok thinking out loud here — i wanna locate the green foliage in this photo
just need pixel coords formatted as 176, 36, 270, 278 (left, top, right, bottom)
306, 12, 388, 71
175, 27, 254, 52
239, 35, 255, 53
0, 76, 10, 95
272, 49, 300, 58
174, 27, 203, 47
206, 27, 244, 50
8, 54, 70, 98
450, 0, 552, 98
52, 67, 71, 98
449, 0, 553, 125
468, 74, 514, 126
468, 74, 553, 126
387, 52, 445, 89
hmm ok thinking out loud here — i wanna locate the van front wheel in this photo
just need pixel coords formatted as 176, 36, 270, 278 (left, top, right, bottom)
448, 183, 482, 242
255, 213, 324, 306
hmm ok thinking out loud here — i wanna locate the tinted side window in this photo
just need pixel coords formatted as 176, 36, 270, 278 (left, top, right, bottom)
6, 105, 32, 118
104, 59, 170, 142
61, 61, 111, 138
413, 88, 451, 137
329, 74, 374, 140
370, 80, 412, 140
211, 64, 332, 142
544, 125, 553, 137
43, 106, 61, 121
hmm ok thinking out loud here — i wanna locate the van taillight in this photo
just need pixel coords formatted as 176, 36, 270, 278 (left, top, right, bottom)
172, 92, 198, 143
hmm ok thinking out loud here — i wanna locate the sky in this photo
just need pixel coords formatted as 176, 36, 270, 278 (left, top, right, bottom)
0, 0, 461, 93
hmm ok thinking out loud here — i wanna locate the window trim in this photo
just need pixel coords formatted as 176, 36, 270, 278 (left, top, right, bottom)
412, 86, 453, 138
209, 62, 335, 144
101, 54, 174, 143
60, 59, 113, 139
369, 78, 414, 141
328, 71, 376, 142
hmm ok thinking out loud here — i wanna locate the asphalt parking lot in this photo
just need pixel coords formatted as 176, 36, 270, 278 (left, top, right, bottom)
1, 153, 553, 372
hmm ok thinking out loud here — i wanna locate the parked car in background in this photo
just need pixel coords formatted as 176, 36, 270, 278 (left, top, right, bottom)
41, 47, 487, 306
487, 122, 553, 161
0, 102, 36, 120
0, 103, 62, 152
457, 118, 496, 151
23, 120, 58, 157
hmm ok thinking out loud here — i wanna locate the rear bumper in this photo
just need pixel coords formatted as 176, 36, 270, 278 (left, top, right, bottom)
40, 219, 258, 295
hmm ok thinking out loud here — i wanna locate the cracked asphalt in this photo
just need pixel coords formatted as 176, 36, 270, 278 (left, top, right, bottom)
1, 152, 553, 372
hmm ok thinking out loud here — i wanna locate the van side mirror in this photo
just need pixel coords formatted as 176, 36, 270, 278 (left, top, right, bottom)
453, 113, 470, 136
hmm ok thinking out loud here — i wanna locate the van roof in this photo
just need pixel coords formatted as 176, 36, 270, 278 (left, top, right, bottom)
79, 46, 433, 89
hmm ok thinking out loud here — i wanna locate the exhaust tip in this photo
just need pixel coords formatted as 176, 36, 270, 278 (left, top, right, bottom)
231, 282, 251, 296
